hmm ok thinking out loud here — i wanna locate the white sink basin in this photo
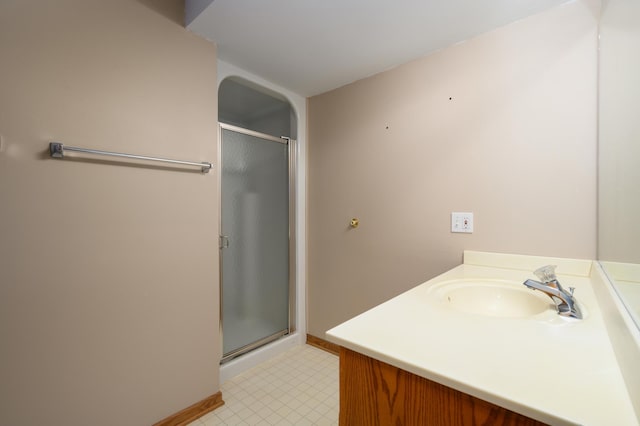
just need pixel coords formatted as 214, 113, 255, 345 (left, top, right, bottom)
428, 279, 553, 318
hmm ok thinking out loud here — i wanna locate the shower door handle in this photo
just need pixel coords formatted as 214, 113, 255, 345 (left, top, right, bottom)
219, 235, 230, 249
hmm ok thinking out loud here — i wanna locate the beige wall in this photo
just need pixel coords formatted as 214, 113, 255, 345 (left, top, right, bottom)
599, 0, 640, 263
307, 0, 598, 337
0, 1, 219, 425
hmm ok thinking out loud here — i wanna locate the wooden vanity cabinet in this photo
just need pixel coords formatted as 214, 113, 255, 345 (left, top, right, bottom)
339, 347, 548, 426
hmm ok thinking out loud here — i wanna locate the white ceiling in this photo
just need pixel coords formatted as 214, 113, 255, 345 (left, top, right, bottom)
187, 0, 572, 97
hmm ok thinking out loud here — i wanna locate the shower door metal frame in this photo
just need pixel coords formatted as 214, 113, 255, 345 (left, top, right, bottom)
218, 122, 297, 363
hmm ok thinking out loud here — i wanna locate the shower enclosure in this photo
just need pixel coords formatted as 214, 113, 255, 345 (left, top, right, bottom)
219, 123, 295, 362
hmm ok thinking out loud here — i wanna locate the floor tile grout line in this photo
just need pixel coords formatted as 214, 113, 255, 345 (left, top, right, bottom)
193, 344, 339, 426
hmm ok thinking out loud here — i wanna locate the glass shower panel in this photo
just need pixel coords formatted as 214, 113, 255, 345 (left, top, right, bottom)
221, 127, 290, 358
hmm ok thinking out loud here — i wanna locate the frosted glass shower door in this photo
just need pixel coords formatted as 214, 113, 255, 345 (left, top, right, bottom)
220, 125, 291, 360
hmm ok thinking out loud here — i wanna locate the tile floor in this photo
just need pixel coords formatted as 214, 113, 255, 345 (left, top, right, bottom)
190, 344, 339, 425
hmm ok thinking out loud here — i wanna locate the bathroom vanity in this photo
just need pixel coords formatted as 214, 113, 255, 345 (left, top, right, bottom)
326, 251, 639, 425
339, 347, 545, 425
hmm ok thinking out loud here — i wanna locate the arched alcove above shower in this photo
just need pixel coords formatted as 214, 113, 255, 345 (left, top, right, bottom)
219, 76, 296, 140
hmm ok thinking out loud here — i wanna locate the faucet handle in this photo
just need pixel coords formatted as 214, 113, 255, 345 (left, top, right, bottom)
533, 265, 558, 283
569, 287, 575, 295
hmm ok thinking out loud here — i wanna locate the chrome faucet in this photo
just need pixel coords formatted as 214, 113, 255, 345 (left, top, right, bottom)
523, 265, 582, 319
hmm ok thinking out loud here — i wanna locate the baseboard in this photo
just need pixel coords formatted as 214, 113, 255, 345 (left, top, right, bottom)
306, 333, 340, 356
153, 391, 224, 426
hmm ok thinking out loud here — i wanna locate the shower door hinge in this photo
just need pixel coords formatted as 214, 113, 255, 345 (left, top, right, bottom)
219, 235, 230, 249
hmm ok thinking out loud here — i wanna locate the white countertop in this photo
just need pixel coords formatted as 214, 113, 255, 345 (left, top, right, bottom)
600, 261, 640, 327
326, 251, 638, 426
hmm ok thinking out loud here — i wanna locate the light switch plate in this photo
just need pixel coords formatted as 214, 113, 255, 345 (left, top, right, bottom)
451, 212, 473, 233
